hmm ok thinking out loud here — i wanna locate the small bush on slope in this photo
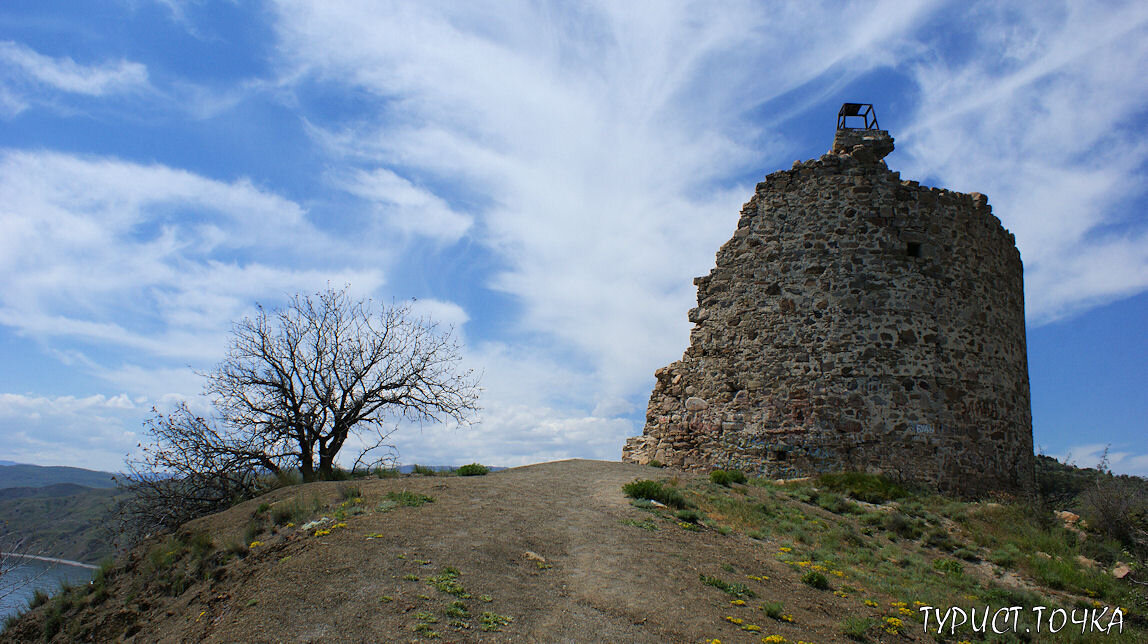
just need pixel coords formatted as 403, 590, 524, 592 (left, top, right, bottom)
622, 480, 689, 509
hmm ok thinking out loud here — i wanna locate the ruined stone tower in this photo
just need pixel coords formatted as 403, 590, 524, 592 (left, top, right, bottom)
623, 104, 1034, 495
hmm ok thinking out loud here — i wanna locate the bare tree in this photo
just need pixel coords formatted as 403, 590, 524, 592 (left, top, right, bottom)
113, 404, 272, 544
120, 286, 479, 537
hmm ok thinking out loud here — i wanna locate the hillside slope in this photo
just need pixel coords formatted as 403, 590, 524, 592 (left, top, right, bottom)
0, 486, 126, 563
4, 460, 1144, 643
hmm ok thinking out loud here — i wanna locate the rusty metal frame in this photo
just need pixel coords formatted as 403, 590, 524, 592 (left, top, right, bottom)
837, 103, 879, 130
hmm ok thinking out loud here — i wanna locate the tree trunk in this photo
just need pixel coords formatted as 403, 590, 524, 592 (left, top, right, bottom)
300, 444, 315, 482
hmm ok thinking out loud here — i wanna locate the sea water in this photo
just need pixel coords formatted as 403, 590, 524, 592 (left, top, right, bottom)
0, 558, 95, 624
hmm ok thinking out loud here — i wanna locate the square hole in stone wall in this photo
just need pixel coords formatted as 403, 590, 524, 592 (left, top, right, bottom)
906, 242, 922, 257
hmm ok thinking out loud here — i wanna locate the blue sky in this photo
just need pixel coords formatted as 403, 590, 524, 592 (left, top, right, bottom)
1, 1, 1145, 475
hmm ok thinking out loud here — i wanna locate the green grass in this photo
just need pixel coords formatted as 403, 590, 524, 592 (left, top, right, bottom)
377, 490, 435, 512
669, 464, 1148, 641
426, 567, 469, 597
621, 479, 690, 509
700, 574, 755, 598
675, 509, 703, 524
337, 483, 361, 500
479, 611, 513, 632
932, 558, 963, 575
444, 600, 469, 619
28, 588, 51, 609
710, 469, 747, 486
841, 616, 874, 641
456, 463, 489, 476
801, 570, 829, 589
816, 471, 909, 503
762, 601, 785, 620
270, 495, 321, 525
619, 517, 659, 531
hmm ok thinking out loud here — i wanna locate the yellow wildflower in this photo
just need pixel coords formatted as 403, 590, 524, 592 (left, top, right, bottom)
890, 601, 907, 608
725, 616, 744, 625
314, 529, 331, 536
913, 600, 926, 607
780, 614, 794, 623
898, 607, 912, 615
332, 522, 348, 529
863, 599, 878, 607
741, 623, 762, 631
730, 599, 746, 606
249, 541, 264, 548
779, 547, 792, 553
762, 635, 787, 643
830, 569, 845, 577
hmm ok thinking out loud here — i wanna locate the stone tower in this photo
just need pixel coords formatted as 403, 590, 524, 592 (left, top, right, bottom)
623, 104, 1034, 495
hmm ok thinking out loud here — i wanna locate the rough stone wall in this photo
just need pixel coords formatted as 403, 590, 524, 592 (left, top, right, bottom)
623, 128, 1035, 495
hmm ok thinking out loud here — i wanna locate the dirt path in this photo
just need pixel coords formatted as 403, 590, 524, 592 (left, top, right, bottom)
10, 460, 932, 643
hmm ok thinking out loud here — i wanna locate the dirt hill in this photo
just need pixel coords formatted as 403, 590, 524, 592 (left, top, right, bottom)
3, 460, 1144, 643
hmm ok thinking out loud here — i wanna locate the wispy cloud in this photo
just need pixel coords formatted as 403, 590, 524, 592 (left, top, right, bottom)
0, 40, 148, 116
3, 1, 1145, 471
337, 168, 473, 243
0, 40, 148, 96
897, 2, 1148, 323
0, 148, 385, 375
269, 1, 941, 417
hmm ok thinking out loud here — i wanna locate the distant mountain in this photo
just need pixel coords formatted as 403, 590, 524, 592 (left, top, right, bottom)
0, 464, 118, 490
0, 482, 103, 500
0, 459, 19, 466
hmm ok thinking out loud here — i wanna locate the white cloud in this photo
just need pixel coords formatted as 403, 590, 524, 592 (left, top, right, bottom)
388, 401, 634, 468
338, 168, 473, 243
408, 298, 469, 333
897, 1, 1148, 323
0, 393, 145, 471
269, 0, 942, 420
1048, 443, 1148, 477
6, 1, 1146, 472
0, 148, 386, 372
0, 39, 148, 102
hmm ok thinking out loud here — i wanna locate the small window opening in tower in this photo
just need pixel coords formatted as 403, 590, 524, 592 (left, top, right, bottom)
773, 450, 787, 462
906, 242, 922, 257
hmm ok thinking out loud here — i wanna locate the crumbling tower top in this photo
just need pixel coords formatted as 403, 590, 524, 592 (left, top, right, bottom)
832, 102, 894, 162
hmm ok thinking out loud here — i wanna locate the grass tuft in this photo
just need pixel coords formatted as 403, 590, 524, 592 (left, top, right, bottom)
700, 574, 755, 598
800, 570, 829, 589
456, 463, 489, 476
622, 479, 690, 509
817, 471, 909, 503
710, 469, 747, 486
